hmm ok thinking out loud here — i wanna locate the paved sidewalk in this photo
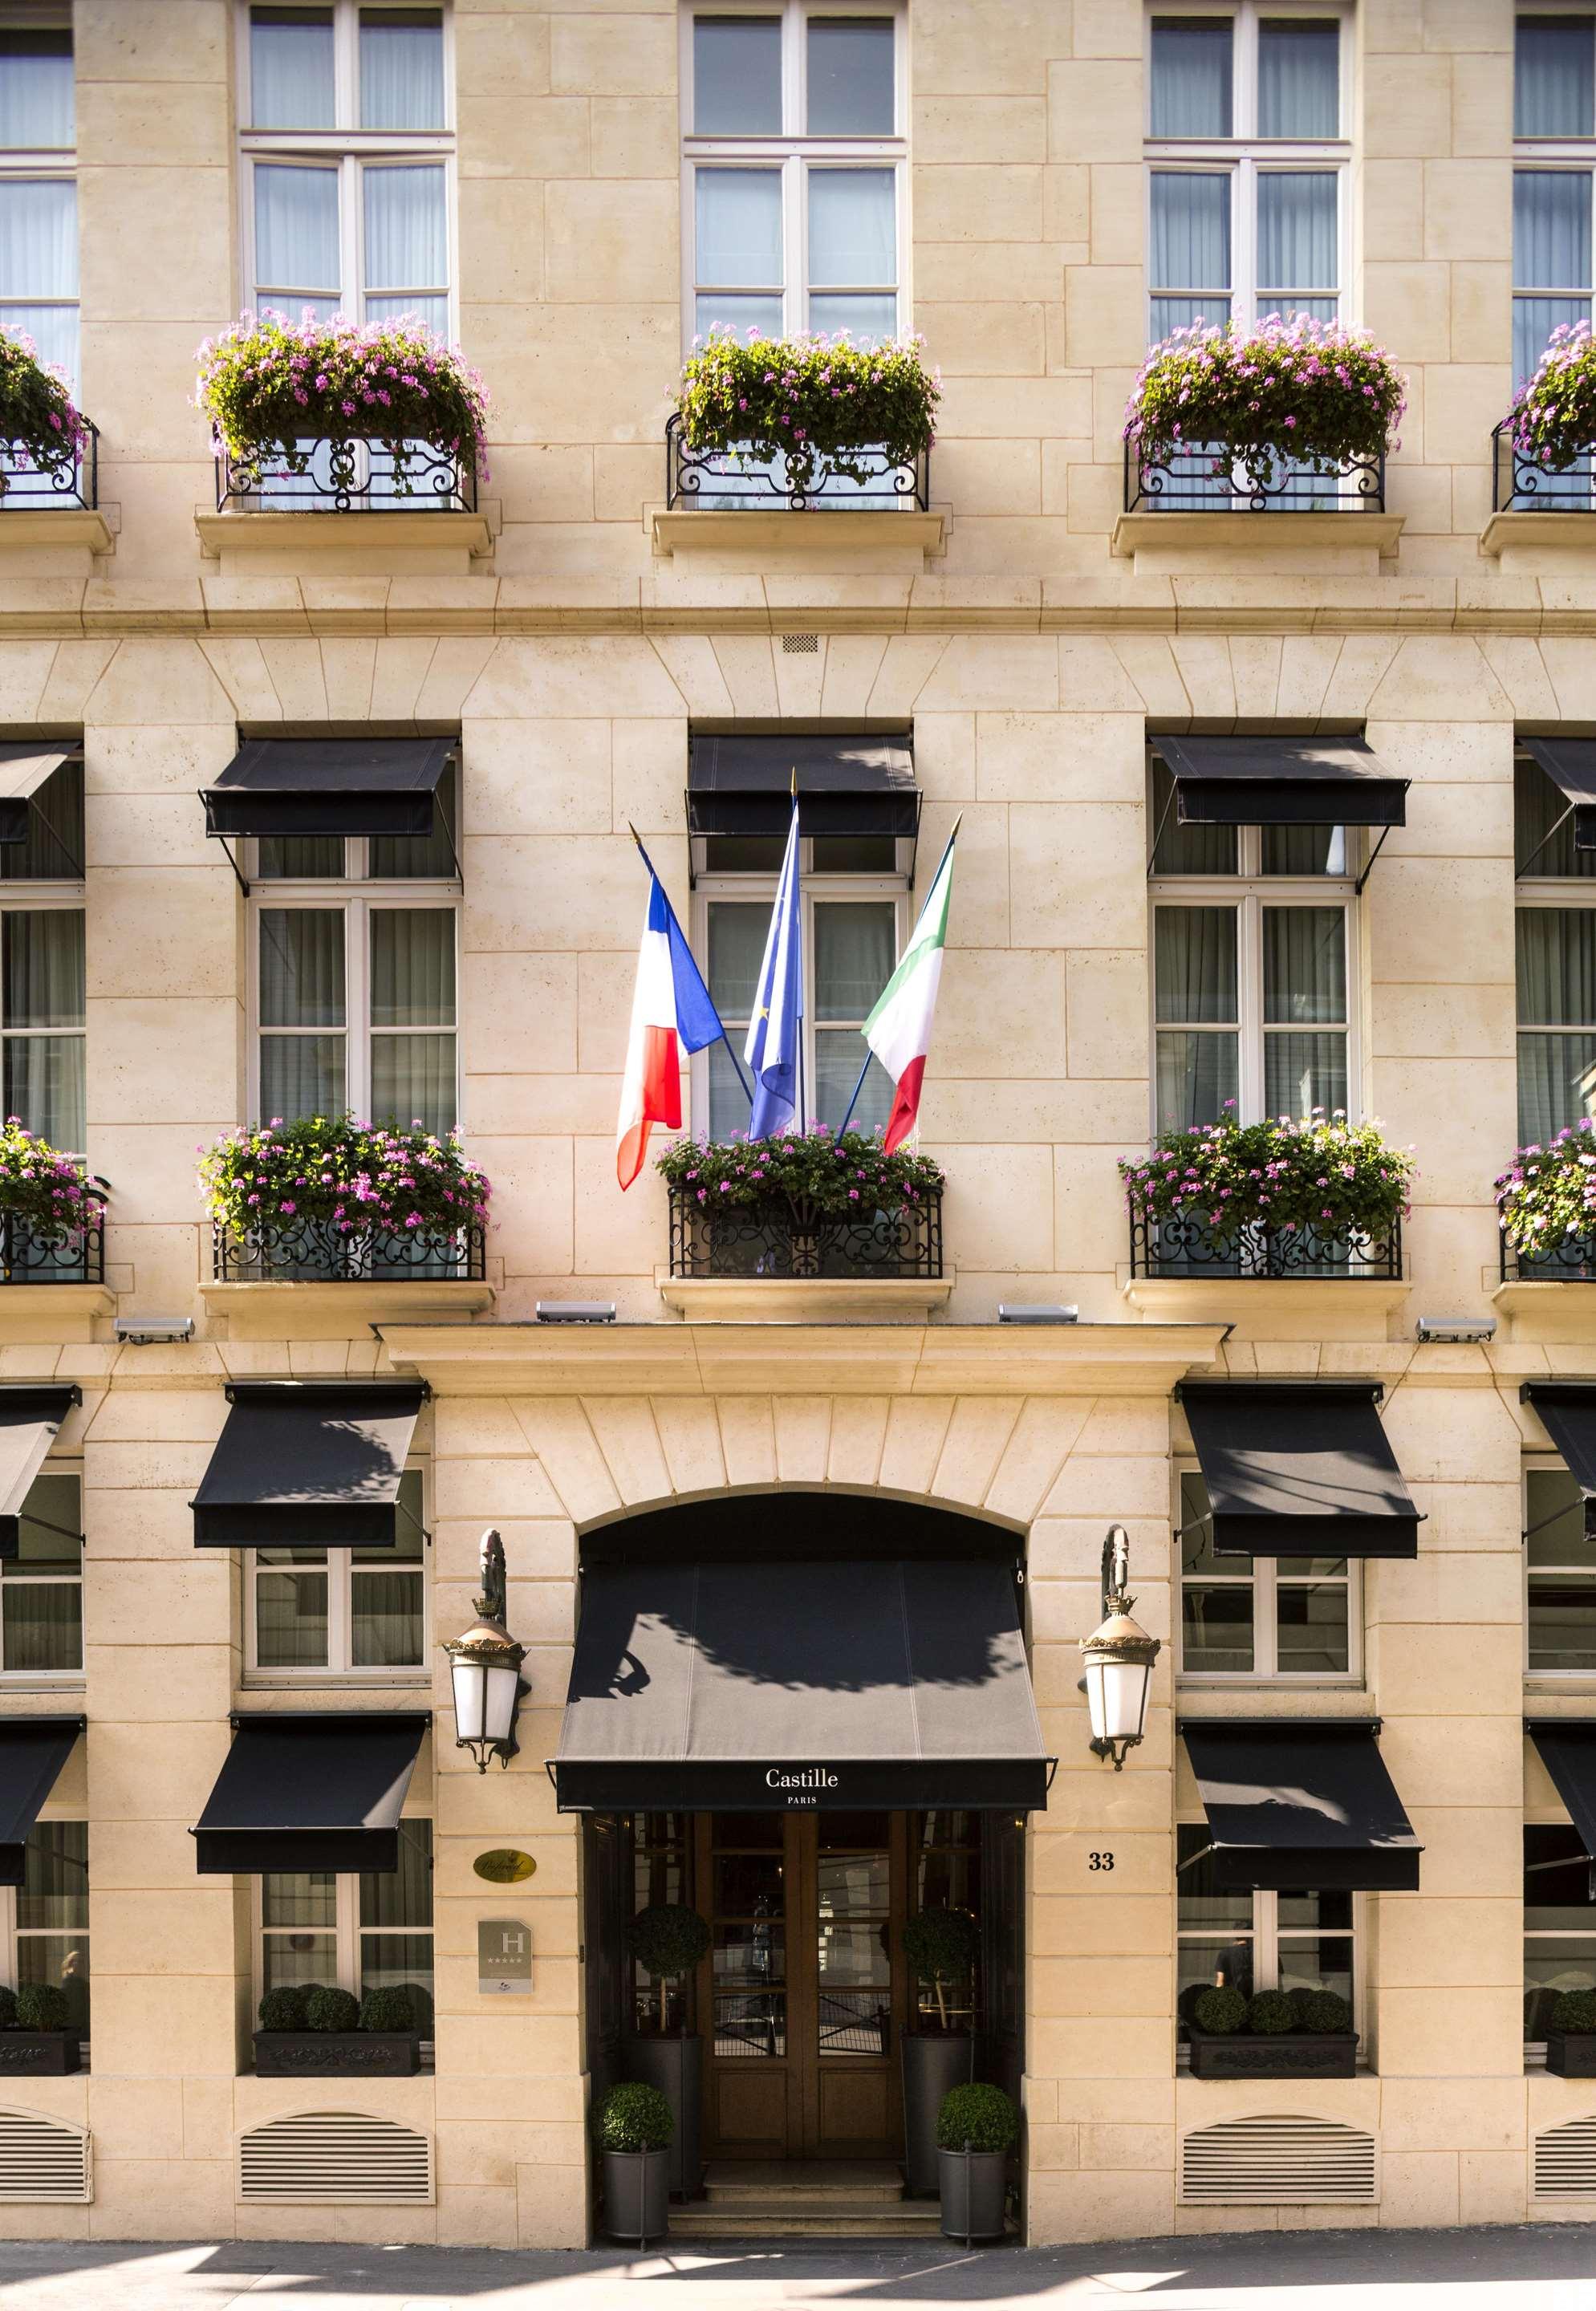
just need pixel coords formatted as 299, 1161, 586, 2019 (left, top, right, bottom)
0, 2226, 1594, 2310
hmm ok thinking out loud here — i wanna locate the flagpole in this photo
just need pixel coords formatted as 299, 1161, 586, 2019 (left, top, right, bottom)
790, 772, 804, 1134
628, 822, 753, 1110
833, 813, 962, 1145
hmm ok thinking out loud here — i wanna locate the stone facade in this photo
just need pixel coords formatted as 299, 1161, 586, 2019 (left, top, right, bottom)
0, 0, 1590, 2254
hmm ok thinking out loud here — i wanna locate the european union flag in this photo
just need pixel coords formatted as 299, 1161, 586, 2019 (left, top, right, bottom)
744, 798, 803, 1138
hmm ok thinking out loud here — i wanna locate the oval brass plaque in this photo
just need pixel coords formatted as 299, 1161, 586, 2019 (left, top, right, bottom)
473, 1848, 536, 1884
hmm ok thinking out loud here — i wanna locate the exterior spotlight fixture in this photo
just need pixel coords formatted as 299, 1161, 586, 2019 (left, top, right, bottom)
997, 1304, 1078, 1326
444, 1529, 526, 1773
1079, 1524, 1160, 1772
1415, 1315, 1497, 1345
113, 1316, 195, 1344
535, 1301, 616, 1324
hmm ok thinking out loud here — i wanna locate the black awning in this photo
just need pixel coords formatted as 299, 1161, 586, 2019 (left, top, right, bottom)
0, 1387, 79, 1562
0, 746, 72, 845
201, 737, 454, 841
1528, 1720, 1596, 1859
1155, 735, 1409, 828
553, 1558, 1050, 1812
1521, 740, 1596, 851
688, 733, 919, 839
1181, 1720, 1422, 1891
0, 1718, 82, 1888
191, 1383, 428, 1549
1179, 1381, 1421, 1559
1522, 1383, 1596, 1536
192, 1712, 428, 1874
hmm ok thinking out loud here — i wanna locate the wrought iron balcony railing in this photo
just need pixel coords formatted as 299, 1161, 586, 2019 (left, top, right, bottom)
1125, 437, 1386, 514
213, 1216, 485, 1283
665, 412, 929, 514
0, 1191, 106, 1286
668, 1185, 942, 1281
214, 436, 477, 514
1492, 420, 1596, 513
1129, 1209, 1402, 1282
1500, 1231, 1596, 1282
0, 420, 98, 512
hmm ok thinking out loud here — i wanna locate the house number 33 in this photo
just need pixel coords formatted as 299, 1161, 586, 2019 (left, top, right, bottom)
1088, 1851, 1115, 1870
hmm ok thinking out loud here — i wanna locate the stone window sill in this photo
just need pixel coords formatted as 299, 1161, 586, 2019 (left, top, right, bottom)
241, 1675, 431, 1693
1480, 510, 1596, 558
194, 507, 493, 560
200, 1277, 494, 1340
656, 1272, 955, 1323
1123, 1274, 1410, 1344
0, 510, 112, 554
1491, 1281, 1596, 1343
649, 505, 947, 560
1111, 508, 1403, 568
0, 1284, 114, 1344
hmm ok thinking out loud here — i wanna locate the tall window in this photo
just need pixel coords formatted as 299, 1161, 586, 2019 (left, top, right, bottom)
1177, 1825, 1354, 2041
242, 4, 452, 331
1148, 757, 1354, 1134
0, 1471, 80, 1679
684, 5, 904, 347
696, 834, 904, 1138
249, 766, 458, 1131
1516, 752, 1596, 1144
1514, 14, 1596, 382
4, 1821, 87, 2036
1177, 1470, 1357, 1678
0, 15, 76, 390
258, 1818, 433, 2037
248, 1467, 425, 1673
1146, 7, 1347, 343
1525, 1825, 1596, 2045
1525, 1463, 1596, 1674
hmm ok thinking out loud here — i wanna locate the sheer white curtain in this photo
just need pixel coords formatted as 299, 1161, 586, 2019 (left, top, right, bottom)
695, 165, 783, 338
814, 901, 895, 1129
1517, 14, 1596, 136
1262, 906, 1346, 1119
0, 34, 74, 148
1513, 170, 1593, 384
259, 909, 346, 1121
707, 904, 766, 1136
808, 169, 896, 343
1257, 20, 1339, 137
0, 180, 77, 386
360, 11, 445, 131
1150, 172, 1231, 339
1257, 173, 1338, 317
250, 12, 334, 129
370, 909, 455, 1131
1154, 907, 1239, 1131
1519, 908, 1596, 1142
363, 163, 448, 331
1149, 18, 1232, 137
254, 164, 339, 311
2, 910, 83, 1152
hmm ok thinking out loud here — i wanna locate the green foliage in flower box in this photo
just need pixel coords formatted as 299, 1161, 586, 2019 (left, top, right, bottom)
199, 1113, 490, 1241
657, 1127, 942, 1220
1119, 1108, 1413, 1251
675, 327, 938, 492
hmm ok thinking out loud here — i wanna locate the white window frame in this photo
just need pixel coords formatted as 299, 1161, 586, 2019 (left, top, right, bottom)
251, 1817, 434, 2045
0, 1464, 81, 1685
680, 0, 909, 353
1175, 1464, 1363, 1684
244, 1463, 429, 1680
237, 0, 457, 332
1513, 883, 1596, 1143
0, 1811, 87, 2049
690, 849, 909, 1135
1511, 11, 1596, 380
0, 886, 86, 1158
1176, 1828, 1365, 2052
0, 6, 77, 393
1143, 2, 1353, 336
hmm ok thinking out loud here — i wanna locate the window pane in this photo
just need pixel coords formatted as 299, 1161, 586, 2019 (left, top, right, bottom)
1150, 758, 1237, 875
255, 164, 340, 296
708, 1035, 748, 1137
360, 1932, 433, 2030
371, 762, 457, 880
1277, 1887, 1352, 1931
1258, 20, 1339, 138
1261, 825, 1347, 875
356, 1472, 424, 1566
1156, 1031, 1239, 1133
1516, 171, 1592, 291
261, 910, 345, 1029
0, 762, 83, 884
370, 1034, 455, 1133
362, 1820, 433, 1928
695, 16, 782, 134
1275, 1578, 1350, 1674
2, 1582, 79, 1673
360, 8, 445, 130
262, 1932, 335, 1997
1275, 1933, 1353, 2005
807, 292, 897, 346
10, 1476, 79, 1574
1178, 1826, 1253, 1929
812, 835, 898, 873
1178, 1935, 1253, 2029
814, 903, 893, 1022
1263, 1031, 1346, 1123
255, 1569, 329, 1667
1529, 1467, 1589, 1565
2, 1033, 82, 1151
0, 31, 73, 148
19, 1822, 85, 1932
251, 8, 335, 128
1150, 18, 1233, 137
696, 169, 783, 287
1263, 908, 1346, 1025
814, 1034, 893, 1134
1520, 908, 1596, 1025
261, 1036, 346, 1124
371, 910, 454, 1027
696, 292, 786, 340
1257, 173, 1338, 300
4, 910, 83, 1030
808, 18, 894, 134
1519, 1030, 1596, 1143
258, 835, 346, 881
1517, 14, 1596, 137
17, 1931, 86, 2033
1182, 1582, 1253, 1674
1525, 1826, 1594, 1929
351, 1569, 424, 1665
809, 169, 895, 287
1151, 172, 1231, 293
1527, 1937, 1596, 2039
1516, 292, 1593, 390
263, 1871, 335, 1930
707, 903, 768, 1017
363, 291, 449, 334
0, 181, 76, 302
0, 301, 75, 387
1151, 293, 1233, 341
1156, 906, 1237, 1021
364, 164, 447, 295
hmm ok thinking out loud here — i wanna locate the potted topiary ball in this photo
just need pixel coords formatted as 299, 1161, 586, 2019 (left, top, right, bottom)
0, 1981, 80, 2076
358, 1984, 423, 2075
900, 1907, 981, 2195
1186, 1980, 1357, 2080
595, 2081, 673, 2247
936, 2082, 1017, 2244
1547, 1988, 1596, 2077
623, 1903, 712, 2201
254, 1980, 422, 2078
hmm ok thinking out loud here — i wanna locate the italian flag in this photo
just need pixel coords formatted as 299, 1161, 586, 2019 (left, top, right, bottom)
863, 824, 957, 1154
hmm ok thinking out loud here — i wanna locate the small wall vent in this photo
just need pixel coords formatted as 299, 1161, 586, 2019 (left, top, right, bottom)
1536, 2113, 1596, 2198
1180, 2114, 1378, 2206
0, 2108, 91, 2202
238, 2110, 433, 2206
781, 632, 818, 653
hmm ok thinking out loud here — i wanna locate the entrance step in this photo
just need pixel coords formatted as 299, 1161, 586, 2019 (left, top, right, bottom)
671, 2204, 943, 2238
676, 2161, 940, 2239
704, 2159, 906, 2203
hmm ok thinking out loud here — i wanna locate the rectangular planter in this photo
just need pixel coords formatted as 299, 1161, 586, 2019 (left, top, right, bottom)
1188, 2029, 1357, 2081
0, 2031, 80, 2076
1546, 2030, 1596, 2078
253, 2029, 422, 2078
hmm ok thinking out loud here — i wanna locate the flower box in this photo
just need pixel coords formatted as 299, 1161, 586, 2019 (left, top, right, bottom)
672, 329, 936, 513
0, 1124, 106, 1286
1546, 2029, 1596, 2079
658, 1131, 944, 1283
253, 2029, 422, 2079
213, 1216, 485, 1284
200, 1117, 491, 1280
1188, 2027, 1358, 2081
0, 2031, 81, 2077
1497, 1123, 1596, 1281
0, 327, 95, 511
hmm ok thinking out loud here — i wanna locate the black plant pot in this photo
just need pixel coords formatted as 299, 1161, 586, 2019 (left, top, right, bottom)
902, 2033, 973, 2196
1547, 2029, 1596, 2078
1187, 2028, 1358, 2081
603, 2147, 669, 2246
253, 2029, 423, 2077
624, 2034, 702, 2199
0, 2031, 80, 2076
939, 2147, 1008, 2242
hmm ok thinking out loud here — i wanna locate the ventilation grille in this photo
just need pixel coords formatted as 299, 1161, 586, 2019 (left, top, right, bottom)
1180, 2115, 1378, 2205
781, 632, 818, 653
1536, 2113, 1596, 2198
0, 2108, 91, 2203
238, 2111, 433, 2206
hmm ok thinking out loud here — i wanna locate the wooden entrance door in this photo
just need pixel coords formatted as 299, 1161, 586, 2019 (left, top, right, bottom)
696, 1810, 908, 2162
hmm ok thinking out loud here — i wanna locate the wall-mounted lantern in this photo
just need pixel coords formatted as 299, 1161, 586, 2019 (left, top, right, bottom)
444, 1528, 526, 1772
1079, 1524, 1160, 1772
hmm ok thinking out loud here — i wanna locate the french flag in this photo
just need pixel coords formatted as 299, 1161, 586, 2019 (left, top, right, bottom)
616, 867, 725, 1190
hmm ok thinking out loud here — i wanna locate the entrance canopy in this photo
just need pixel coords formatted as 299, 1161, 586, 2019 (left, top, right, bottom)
1179, 1381, 1421, 1559
201, 736, 454, 841
192, 1712, 428, 1874
0, 1386, 79, 1559
552, 1557, 1050, 1812
1154, 734, 1409, 828
1181, 1720, 1422, 1891
0, 1718, 82, 1888
191, 1382, 427, 1549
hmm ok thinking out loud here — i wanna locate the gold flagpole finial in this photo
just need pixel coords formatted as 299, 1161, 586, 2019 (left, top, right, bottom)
790, 766, 798, 799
